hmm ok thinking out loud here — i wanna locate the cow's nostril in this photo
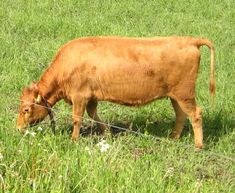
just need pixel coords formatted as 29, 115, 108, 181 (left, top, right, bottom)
24, 108, 29, 112
18, 128, 26, 134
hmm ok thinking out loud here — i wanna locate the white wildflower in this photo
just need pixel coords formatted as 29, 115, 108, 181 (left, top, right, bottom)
163, 167, 174, 179
166, 167, 174, 176
37, 127, 43, 131
100, 143, 110, 153
25, 130, 30, 136
97, 139, 106, 146
97, 140, 111, 153
24, 130, 36, 137
30, 132, 36, 137
58, 175, 63, 179
85, 146, 92, 155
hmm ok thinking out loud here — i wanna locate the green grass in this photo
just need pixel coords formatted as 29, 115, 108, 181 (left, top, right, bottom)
0, 0, 235, 192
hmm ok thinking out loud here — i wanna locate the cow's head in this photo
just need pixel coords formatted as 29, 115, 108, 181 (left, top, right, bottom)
17, 83, 49, 133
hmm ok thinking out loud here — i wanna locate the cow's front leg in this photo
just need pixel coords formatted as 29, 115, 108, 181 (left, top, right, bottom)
71, 98, 87, 140
86, 100, 109, 134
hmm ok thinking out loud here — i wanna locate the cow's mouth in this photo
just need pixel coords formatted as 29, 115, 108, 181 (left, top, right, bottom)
29, 119, 43, 127
17, 124, 27, 133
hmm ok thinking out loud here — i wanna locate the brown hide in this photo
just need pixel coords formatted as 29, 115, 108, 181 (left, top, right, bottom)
17, 36, 215, 149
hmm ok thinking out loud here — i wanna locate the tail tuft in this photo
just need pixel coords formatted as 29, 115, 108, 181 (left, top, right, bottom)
195, 38, 215, 97
210, 79, 215, 96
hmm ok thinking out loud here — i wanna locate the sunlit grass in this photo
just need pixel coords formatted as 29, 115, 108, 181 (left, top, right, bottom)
0, 0, 235, 192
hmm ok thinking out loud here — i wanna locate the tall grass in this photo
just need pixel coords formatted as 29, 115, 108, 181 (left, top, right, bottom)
0, 0, 234, 192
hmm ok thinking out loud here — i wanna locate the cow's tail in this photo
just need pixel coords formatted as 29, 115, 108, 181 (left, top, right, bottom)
194, 38, 215, 96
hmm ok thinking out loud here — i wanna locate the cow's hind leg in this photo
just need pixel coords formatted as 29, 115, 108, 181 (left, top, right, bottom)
170, 98, 187, 139
177, 98, 203, 149
86, 100, 109, 134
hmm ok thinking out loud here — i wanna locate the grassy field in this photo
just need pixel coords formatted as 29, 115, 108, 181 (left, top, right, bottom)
0, 0, 235, 192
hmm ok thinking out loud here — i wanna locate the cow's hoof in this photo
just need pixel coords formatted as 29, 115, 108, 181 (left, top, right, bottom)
170, 132, 180, 140
195, 144, 204, 152
71, 134, 79, 141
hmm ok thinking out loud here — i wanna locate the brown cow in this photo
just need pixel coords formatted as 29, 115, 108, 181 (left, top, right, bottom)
17, 36, 215, 149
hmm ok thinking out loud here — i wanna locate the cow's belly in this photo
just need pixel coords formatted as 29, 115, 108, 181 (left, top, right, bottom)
96, 71, 168, 106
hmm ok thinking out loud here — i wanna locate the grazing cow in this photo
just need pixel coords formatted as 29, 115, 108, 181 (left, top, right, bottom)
17, 36, 215, 149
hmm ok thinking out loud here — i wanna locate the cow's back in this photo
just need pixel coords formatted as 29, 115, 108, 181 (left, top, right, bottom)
57, 37, 201, 105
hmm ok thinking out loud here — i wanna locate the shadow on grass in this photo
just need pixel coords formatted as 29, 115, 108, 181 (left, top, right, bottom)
59, 116, 183, 138
58, 110, 234, 146
203, 110, 235, 144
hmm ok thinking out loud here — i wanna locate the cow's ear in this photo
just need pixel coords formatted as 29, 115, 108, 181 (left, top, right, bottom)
33, 83, 39, 91
35, 94, 42, 103
34, 89, 42, 103
30, 82, 41, 103
29, 81, 38, 90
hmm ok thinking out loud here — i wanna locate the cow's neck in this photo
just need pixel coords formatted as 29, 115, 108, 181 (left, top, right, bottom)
37, 66, 62, 107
